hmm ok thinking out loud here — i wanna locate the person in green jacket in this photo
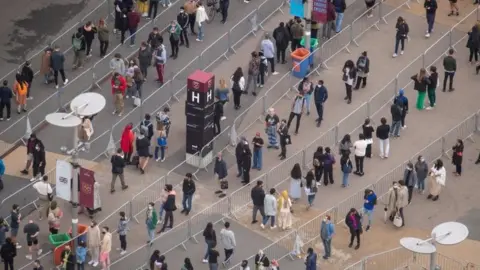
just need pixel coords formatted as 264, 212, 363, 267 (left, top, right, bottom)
146, 202, 158, 245
168, 20, 181, 59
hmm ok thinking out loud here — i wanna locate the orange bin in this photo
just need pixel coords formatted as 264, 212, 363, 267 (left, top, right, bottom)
291, 48, 310, 78
68, 224, 89, 244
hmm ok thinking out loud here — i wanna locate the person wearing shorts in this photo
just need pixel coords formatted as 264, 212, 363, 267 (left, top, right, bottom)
100, 226, 112, 270
23, 220, 42, 260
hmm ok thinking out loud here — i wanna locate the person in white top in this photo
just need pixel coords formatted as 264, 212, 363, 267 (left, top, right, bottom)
428, 159, 446, 201
353, 133, 367, 176
230, 67, 245, 110
195, 2, 209, 42
32, 176, 53, 220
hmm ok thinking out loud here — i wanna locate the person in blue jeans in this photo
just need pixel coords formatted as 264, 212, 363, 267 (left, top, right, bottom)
154, 130, 167, 162
390, 100, 403, 137
333, 0, 347, 33
424, 0, 437, 38
181, 173, 196, 215
340, 153, 352, 187
320, 215, 335, 260
362, 189, 377, 231
251, 133, 264, 170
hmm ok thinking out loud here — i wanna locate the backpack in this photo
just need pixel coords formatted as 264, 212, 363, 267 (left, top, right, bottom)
140, 120, 152, 136
275, 29, 285, 43
342, 161, 352, 173
72, 35, 84, 51
232, 79, 241, 91
357, 57, 367, 71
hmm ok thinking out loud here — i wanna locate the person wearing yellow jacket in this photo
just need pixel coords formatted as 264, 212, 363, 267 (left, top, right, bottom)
137, 0, 148, 17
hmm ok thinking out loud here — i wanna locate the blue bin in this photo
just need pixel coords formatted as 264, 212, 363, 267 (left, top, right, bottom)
291, 48, 310, 79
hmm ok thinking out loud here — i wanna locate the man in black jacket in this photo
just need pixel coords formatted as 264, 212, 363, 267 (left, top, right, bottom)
273, 22, 290, 64
177, 7, 189, 47
147, 27, 163, 50
390, 101, 402, 138
375, 117, 390, 159
159, 184, 176, 233
0, 80, 13, 121
235, 138, 246, 178
220, 0, 230, 23
181, 173, 196, 215
21, 61, 34, 99
50, 45, 68, 89
110, 148, 128, 193
250, 180, 265, 224
240, 142, 252, 185
314, 80, 328, 127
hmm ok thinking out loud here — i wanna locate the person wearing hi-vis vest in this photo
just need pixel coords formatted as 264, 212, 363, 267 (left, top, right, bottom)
14, 74, 28, 114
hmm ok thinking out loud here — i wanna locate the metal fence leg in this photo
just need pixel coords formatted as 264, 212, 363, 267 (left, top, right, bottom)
441, 137, 449, 158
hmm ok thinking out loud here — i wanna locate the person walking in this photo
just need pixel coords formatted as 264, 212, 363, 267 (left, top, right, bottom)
390, 99, 402, 138
411, 68, 430, 110
181, 173, 196, 215
323, 147, 335, 185
320, 215, 335, 260
245, 52, 260, 96
33, 176, 53, 220
452, 139, 464, 176
202, 222, 217, 263
87, 220, 101, 267
354, 51, 370, 90
220, 222, 236, 266
168, 20, 181, 59
21, 61, 34, 100
305, 247, 317, 270
252, 132, 264, 170
362, 189, 377, 231
265, 108, 279, 148
394, 89, 409, 128
136, 129, 151, 174
154, 129, 167, 162
120, 123, 135, 164
376, 117, 390, 158
97, 19, 109, 57
273, 22, 289, 63
385, 182, 400, 224
362, 119, 374, 158
467, 26, 480, 63
137, 42, 152, 80
278, 119, 289, 160
298, 77, 314, 115
403, 162, 417, 204
313, 147, 324, 185
76, 241, 87, 270
145, 202, 158, 244
342, 60, 356, 104
50, 45, 68, 89
424, 0, 437, 38
287, 94, 306, 135
214, 152, 228, 198
100, 226, 112, 270
415, 155, 428, 194
195, 2, 208, 41
82, 21, 97, 57
251, 180, 266, 224
177, 7, 190, 47
261, 188, 277, 229
426, 65, 438, 110
428, 159, 446, 201
0, 80, 13, 121
117, 211, 128, 255
340, 152, 353, 187
220, 0, 230, 23
397, 180, 409, 226
154, 39, 167, 85
261, 33, 278, 75
290, 18, 304, 51
158, 184, 176, 233
323, 0, 336, 39
184, 0, 197, 35
442, 49, 457, 91
334, 0, 347, 33
345, 208, 362, 249
353, 133, 367, 176
110, 148, 128, 193
393, 16, 409, 58
277, 190, 293, 230
313, 80, 328, 127
207, 242, 220, 270
1, 238, 16, 270
304, 170, 317, 208
14, 74, 28, 114
289, 164, 302, 203
127, 7, 140, 46
147, 0, 159, 20
31, 140, 46, 181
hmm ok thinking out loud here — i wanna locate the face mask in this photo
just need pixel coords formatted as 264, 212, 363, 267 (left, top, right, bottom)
180, 10, 184, 13
102, 231, 106, 234
91, 224, 94, 228
148, 205, 153, 210
35, 147, 40, 151
420, 158, 425, 162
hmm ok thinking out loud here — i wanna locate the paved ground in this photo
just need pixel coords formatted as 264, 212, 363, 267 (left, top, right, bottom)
0, 175, 37, 218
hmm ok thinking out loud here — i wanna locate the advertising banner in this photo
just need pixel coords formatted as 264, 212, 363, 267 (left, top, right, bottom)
290, 0, 305, 18
312, 0, 328, 24
79, 167, 95, 209
55, 160, 72, 201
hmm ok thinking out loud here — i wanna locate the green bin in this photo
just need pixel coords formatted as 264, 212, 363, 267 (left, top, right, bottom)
300, 38, 319, 66
48, 233, 71, 247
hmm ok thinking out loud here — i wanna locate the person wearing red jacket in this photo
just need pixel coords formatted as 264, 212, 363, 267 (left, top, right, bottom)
127, 7, 141, 47
111, 72, 126, 116
120, 123, 135, 163
323, 0, 336, 39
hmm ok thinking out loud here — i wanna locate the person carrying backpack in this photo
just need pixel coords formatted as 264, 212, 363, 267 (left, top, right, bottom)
72, 28, 86, 69
363, 189, 377, 231
354, 51, 370, 90
140, 114, 154, 141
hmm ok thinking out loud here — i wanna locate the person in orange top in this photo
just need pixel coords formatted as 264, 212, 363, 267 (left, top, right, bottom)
120, 123, 135, 163
111, 72, 126, 116
14, 73, 28, 114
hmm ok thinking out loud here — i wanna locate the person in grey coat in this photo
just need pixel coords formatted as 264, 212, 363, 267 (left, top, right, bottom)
117, 211, 128, 255
261, 188, 277, 229
219, 221, 236, 266
414, 155, 428, 194
137, 42, 152, 80
110, 53, 126, 76
403, 162, 417, 204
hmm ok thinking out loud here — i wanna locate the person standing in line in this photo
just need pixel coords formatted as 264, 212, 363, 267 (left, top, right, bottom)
340, 152, 353, 187
428, 159, 446, 201
33, 176, 53, 220
403, 162, 417, 204
50, 45, 68, 89
97, 19, 109, 58
202, 222, 217, 263
184, 0, 197, 35
136, 129, 151, 174
220, 222, 236, 266
353, 134, 367, 176
287, 94, 306, 135
156, 107, 172, 137
114, 0, 125, 32
396, 180, 409, 226
76, 241, 87, 270
158, 184, 176, 233
362, 189, 377, 231
265, 108, 279, 148
1, 238, 16, 270
320, 215, 335, 260
127, 7, 140, 47
168, 20, 181, 59
111, 72, 126, 116
110, 53, 126, 76
245, 52, 260, 96
273, 22, 289, 64
261, 188, 277, 229
87, 220, 101, 267
82, 21, 97, 57
230, 67, 245, 109
289, 164, 303, 203
394, 89, 409, 128
182, 257, 194, 270
23, 220, 42, 260
277, 190, 293, 230
110, 148, 128, 193
0, 218, 9, 247
313, 147, 324, 185
21, 61, 34, 100
448, 0, 459, 16
411, 68, 430, 110
181, 173, 196, 215
145, 202, 157, 244
334, 0, 347, 33
424, 0, 437, 38
195, 2, 209, 42
254, 250, 270, 269
120, 123, 135, 164
390, 100, 402, 138
214, 152, 228, 198
33, 259, 44, 270
452, 139, 464, 176
339, 134, 352, 157
442, 49, 456, 92
345, 208, 362, 250
220, 0, 230, 23
354, 51, 370, 90
14, 74, 28, 114
376, 117, 390, 158
467, 26, 480, 64
147, 0, 159, 20
178, 7, 190, 48
147, 27, 164, 50
261, 33, 278, 75
305, 247, 317, 270
213, 97, 224, 136
154, 129, 167, 162
40, 48, 52, 84
342, 60, 356, 104
117, 211, 128, 255
393, 16, 409, 58
278, 119, 289, 160
0, 80, 13, 121
298, 76, 314, 115
362, 119, 374, 158
252, 132, 264, 170
100, 226, 112, 270
207, 242, 220, 270
415, 155, 428, 194
137, 42, 152, 80
154, 39, 167, 85
426, 65, 438, 110
31, 140, 46, 182
72, 28, 86, 70
251, 180, 266, 224
323, 0, 336, 39
313, 80, 328, 127
290, 18, 304, 51
241, 141, 252, 185
304, 170, 317, 208
47, 201, 63, 235
235, 138, 246, 178
323, 147, 335, 185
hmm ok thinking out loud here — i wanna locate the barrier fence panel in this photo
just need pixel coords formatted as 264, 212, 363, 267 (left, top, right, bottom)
230, 9, 259, 52
200, 32, 231, 72
170, 56, 203, 92
256, 0, 286, 27
319, 25, 352, 69
381, 0, 411, 24
350, 2, 381, 46
336, 103, 368, 142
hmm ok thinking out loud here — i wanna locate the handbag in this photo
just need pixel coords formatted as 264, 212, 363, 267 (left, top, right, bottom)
133, 96, 141, 107
285, 134, 292, 145
220, 180, 228, 190
393, 212, 403, 227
